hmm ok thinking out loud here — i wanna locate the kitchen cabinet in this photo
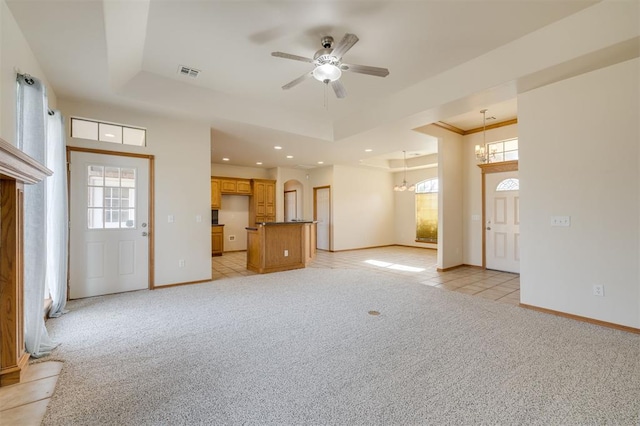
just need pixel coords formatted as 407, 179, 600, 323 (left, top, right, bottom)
211, 178, 221, 209
212, 225, 224, 256
220, 178, 252, 195
249, 179, 276, 224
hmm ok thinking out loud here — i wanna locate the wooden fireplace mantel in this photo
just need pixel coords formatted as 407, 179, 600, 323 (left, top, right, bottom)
0, 137, 51, 386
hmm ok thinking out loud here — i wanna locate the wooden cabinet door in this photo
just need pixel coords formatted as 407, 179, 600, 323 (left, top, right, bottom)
237, 179, 251, 194
220, 179, 237, 194
265, 181, 275, 218
254, 181, 266, 216
211, 178, 221, 209
212, 227, 223, 256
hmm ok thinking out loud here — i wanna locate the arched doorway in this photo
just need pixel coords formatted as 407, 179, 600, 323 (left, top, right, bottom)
283, 179, 303, 222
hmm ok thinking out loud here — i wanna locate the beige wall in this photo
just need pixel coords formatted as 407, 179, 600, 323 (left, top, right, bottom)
0, 0, 57, 143
61, 98, 212, 287
332, 165, 395, 251
211, 163, 271, 179
518, 58, 639, 328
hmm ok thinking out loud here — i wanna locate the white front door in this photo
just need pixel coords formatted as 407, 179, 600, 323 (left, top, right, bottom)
486, 171, 520, 273
69, 151, 150, 299
315, 187, 330, 250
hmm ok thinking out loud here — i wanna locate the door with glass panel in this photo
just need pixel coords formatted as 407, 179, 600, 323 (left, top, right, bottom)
485, 171, 519, 273
69, 151, 149, 298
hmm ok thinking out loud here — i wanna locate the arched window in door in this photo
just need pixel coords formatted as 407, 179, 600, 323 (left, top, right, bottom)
415, 178, 438, 243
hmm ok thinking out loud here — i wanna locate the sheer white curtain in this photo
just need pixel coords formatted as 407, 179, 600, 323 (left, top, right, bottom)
46, 110, 68, 318
16, 74, 57, 357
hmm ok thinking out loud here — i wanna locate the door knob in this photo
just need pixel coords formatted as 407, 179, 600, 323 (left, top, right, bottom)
486, 227, 491, 231
142, 231, 148, 237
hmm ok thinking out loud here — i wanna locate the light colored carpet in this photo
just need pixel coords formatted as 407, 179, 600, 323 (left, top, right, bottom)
41, 268, 639, 425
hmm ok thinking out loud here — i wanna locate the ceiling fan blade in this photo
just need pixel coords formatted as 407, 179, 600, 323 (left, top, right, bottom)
340, 63, 389, 77
271, 52, 314, 63
331, 33, 359, 59
331, 80, 347, 99
282, 72, 313, 90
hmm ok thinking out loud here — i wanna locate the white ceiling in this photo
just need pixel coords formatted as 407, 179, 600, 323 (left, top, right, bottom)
7, 0, 599, 170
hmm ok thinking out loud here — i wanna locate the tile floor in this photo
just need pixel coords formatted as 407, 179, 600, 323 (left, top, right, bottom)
0, 361, 62, 425
213, 246, 521, 305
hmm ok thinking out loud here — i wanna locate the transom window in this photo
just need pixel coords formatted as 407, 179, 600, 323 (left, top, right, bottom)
488, 138, 518, 162
87, 165, 136, 229
415, 178, 438, 243
496, 178, 520, 191
71, 117, 146, 147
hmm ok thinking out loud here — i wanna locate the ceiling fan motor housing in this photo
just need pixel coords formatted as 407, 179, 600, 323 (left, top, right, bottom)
321, 36, 334, 49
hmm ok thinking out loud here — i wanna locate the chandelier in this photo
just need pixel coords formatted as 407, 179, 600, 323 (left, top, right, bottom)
393, 151, 415, 192
475, 109, 496, 163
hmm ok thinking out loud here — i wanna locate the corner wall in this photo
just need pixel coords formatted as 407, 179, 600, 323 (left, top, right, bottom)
518, 58, 639, 328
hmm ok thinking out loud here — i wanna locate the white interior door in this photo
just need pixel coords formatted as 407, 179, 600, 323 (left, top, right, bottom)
69, 151, 149, 299
486, 171, 520, 273
315, 187, 330, 250
284, 190, 296, 221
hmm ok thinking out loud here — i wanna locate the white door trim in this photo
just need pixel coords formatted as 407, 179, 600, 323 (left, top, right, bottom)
67, 147, 155, 295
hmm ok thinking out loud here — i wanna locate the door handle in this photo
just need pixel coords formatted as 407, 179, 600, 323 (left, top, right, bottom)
142, 231, 148, 237
486, 227, 491, 231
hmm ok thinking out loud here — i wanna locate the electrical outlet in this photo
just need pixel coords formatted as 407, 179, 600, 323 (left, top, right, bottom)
551, 216, 571, 227
284, 249, 289, 257
229, 235, 235, 241
178, 259, 185, 268
593, 284, 604, 297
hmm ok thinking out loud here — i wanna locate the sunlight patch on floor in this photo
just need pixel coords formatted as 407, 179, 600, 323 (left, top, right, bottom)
364, 259, 425, 272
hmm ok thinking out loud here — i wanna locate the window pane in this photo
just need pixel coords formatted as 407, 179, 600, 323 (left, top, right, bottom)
72, 119, 98, 140
88, 165, 103, 186
99, 123, 123, 144
496, 178, 520, 191
504, 139, 518, 151
88, 208, 104, 229
505, 151, 519, 161
121, 168, 136, 188
88, 187, 104, 207
493, 152, 504, 162
106, 187, 121, 208
123, 127, 146, 146
105, 209, 120, 228
121, 209, 135, 228
416, 193, 438, 243
105, 167, 120, 187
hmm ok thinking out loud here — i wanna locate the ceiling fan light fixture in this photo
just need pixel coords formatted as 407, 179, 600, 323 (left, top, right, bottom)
313, 63, 341, 83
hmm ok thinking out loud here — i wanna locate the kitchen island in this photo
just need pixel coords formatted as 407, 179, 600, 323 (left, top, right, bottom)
245, 221, 317, 274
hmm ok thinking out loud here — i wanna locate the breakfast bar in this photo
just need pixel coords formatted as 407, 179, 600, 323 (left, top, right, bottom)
245, 221, 317, 274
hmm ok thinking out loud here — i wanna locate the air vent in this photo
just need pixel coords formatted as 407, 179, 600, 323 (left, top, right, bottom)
177, 65, 200, 78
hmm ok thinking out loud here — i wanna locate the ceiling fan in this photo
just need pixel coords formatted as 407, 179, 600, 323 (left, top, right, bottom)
271, 33, 389, 99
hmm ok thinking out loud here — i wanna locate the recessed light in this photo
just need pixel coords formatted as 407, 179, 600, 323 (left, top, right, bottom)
222, 157, 230, 161
274, 146, 282, 150
365, 148, 373, 152
286, 155, 293, 159
104, 133, 115, 138
256, 162, 263, 165
317, 161, 324, 164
